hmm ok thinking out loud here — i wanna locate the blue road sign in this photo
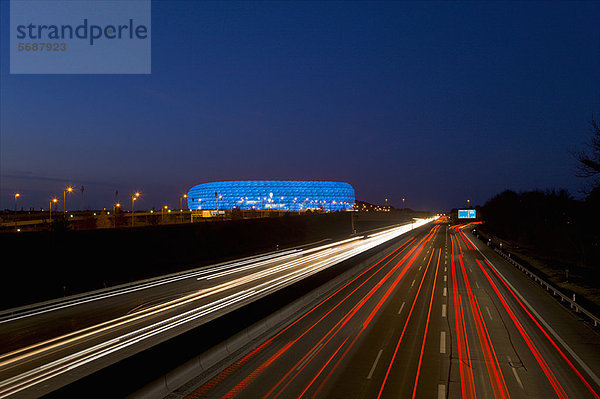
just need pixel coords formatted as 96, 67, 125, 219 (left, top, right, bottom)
458, 209, 476, 219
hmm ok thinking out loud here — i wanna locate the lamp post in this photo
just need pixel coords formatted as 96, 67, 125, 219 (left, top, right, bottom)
131, 192, 140, 226
50, 198, 58, 222
385, 198, 388, 209
180, 194, 188, 222
14, 193, 20, 230
63, 186, 73, 213
402, 198, 406, 210
162, 205, 168, 223
467, 199, 470, 208
113, 203, 120, 228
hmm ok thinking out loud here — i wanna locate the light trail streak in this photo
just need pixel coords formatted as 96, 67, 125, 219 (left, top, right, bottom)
0, 218, 437, 398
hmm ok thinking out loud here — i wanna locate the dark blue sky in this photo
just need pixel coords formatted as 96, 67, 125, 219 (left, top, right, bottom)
1, 1, 599, 212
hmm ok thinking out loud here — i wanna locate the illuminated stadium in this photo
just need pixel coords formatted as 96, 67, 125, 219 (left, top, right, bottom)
187, 181, 355, 211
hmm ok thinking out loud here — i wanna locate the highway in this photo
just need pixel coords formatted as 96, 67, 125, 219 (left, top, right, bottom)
177, 219, 600, 399
0, 219, 434, 398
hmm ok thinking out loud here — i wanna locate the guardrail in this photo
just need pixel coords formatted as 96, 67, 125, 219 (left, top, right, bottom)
493, 248, 600, 328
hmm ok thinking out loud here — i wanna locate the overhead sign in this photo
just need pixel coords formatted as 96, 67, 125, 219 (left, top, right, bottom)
458, 209, 476, 219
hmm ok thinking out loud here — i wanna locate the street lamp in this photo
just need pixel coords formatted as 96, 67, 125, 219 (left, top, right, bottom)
402, 198, 406, 210
14, 193, 20, 230
180, 194, 188, 211
50, 198, 58, 222
131, 192, 140, 226
467, 199, 470, 208
162, 205, 168, 222
63, 186, 73, 213
113, 203, 121, 228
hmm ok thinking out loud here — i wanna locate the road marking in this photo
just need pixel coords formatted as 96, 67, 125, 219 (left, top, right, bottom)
475, 281, 480, 289
440, 331, 446, 353
443, 287, 447, 297
444, 266, 447, 272
398, 302, 405, 315
411, 280, 415, 287
367, 349, 384, 379
424, 257, 427, 261
442, 304, 447, 317
444, 275, 447, 282
419, 266, 422, 271
485, 306, 493, 320
297, 343, 323, 370
507, 356, 524, 389
469, 267, 473, 272
438, 384, 446, 399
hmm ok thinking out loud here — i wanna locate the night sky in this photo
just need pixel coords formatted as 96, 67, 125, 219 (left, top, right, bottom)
1, 1, 599, 212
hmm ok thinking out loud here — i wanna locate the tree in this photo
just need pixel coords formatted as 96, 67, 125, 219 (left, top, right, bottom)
576, 117, 600, 190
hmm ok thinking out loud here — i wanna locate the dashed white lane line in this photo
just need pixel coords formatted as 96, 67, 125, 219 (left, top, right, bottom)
444, 266, 447, 272
442, 304, 447, 318
297, 343, 322, 370
419, 266, 422, 271
485, 306, 493, 320
443, 287, 447, 297
507, 355, 524, 389
438, 384, 446, 399
440, 331, 446, 354
411, 280, 415, 287
398, 302, 405, 315
367, 349, 384, 379
444, 275, 447, 282
475, 281, 480, 289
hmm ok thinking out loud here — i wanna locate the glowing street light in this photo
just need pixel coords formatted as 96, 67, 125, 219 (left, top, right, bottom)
50, 198, 58, 222
14, 193, 20, 230
180, 193, 188, 211
131, 192, 140, 226
402, 198, 406, 210
113, 203, 121, 228
63, 186, 73, 213
467, 199, 470, 208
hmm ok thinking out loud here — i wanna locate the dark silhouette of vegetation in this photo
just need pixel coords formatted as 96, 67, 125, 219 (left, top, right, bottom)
576, 117, 600, 191
481, 189, 588, 263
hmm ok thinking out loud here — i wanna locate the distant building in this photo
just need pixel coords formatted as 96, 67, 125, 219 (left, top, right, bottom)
187, 180, 355, 211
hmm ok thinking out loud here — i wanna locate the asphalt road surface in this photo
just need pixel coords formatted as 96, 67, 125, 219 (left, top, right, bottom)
0, 219, 434, 398
179, 219, 600, 399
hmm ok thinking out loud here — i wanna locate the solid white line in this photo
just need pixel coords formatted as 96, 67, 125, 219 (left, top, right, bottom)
367, 349, 383, 379
438, 384, 446, 399
440, 331, 446, 354
398, 302, 405, 315
485, 306, 493, 320
442, 304, 447, 318
507, 356, 524, 389
297, 343, 323, 371
443, 287, 447, 297
470, 231, 600, 388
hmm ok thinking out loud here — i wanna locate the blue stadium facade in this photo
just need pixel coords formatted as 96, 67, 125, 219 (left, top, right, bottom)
187, 181, 355, 211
